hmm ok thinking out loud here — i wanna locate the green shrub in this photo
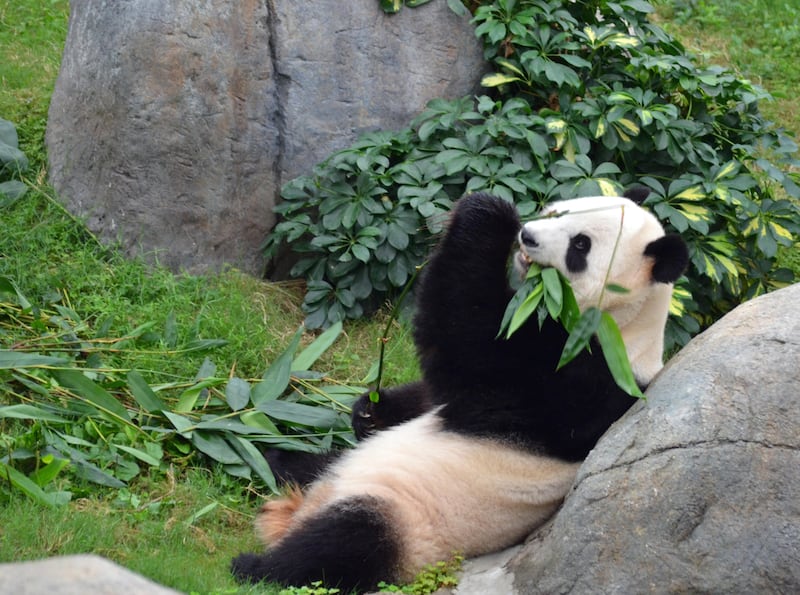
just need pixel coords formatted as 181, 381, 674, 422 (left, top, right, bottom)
0, 118, 30, 208
264, 0, 800, 351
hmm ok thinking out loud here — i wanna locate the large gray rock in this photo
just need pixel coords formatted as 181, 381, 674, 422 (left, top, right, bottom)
507, 282, 800, 594
46, 0, 486, 274
0, 555, 181, 595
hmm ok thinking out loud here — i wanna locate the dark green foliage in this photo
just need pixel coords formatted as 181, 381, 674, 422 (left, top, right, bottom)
266, 0, 800, 351
0, 118, 29, 207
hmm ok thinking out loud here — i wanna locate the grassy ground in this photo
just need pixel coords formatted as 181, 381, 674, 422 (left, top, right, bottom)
0, 1, 798, 594
0, 469, 274, 594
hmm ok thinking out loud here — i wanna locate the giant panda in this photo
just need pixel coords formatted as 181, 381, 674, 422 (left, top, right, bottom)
231, 191, 689, 592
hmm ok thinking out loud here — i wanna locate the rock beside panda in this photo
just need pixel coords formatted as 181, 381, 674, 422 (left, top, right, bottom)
46, 0, 486, 275
0, 555, 181, 594
501, 282, 800, 594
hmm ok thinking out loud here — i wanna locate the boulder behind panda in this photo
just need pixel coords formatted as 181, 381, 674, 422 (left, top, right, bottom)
232, 192, 689, 592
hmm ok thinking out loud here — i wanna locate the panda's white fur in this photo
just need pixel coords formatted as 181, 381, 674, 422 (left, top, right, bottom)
517, 195, 675, 383
263, 410, 580, 582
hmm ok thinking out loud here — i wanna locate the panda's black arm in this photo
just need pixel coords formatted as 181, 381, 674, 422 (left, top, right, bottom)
258, 448, 341, 487
412, 193, 527, 390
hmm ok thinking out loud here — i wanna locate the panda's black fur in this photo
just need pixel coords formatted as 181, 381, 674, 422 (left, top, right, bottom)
232, 192, 689, 592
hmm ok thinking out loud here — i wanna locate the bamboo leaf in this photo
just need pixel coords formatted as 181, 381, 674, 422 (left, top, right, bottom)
185, 502, 219, 526
498, 284, 531, 338
44, 431, 127, 488
224, 377, 251, 412
257, 400, 340, 429
506, 284, 543, 338
292, 320, 343, 371
597, 312, 645, 398
115, 444, 163, 467
229, 435, 279, 493
0, 350, 69, 369
164, 310, 178, 348
191, 430, 243, 465
0, 460, 70, 507
605, 283, 631, 294
126, 370, 167, 413
240, 410, 282, 435
251, 326, 303, 405
559, 275, 581, 333
175, 378, 224, 413
163, 411, 194, 437
541, 267, 563, 320
28, 454, 70, 488
194, 418, 273, 434
557, 307, 601, 370
0, 276, 32, 310
52, 369, 132, 424
0, 404, 69, 423
179, 339, 229, 353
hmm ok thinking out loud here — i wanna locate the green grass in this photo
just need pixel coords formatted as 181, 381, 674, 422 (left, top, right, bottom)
0, 185, 418, 384
0, 0, 798, 593
0, 468, 280, 594
0, 0, 68, 170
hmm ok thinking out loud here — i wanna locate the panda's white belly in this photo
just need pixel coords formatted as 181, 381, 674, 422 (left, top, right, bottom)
305, 411, 580, 579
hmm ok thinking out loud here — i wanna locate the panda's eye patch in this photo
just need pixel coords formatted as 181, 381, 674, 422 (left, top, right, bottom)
566, 233, 591, 273
570, 234, 591, 253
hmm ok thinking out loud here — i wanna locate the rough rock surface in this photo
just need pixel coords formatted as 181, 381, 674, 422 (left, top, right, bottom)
46, 0, 486, 274
509, 282, 800, 594
0, 555, 181, 595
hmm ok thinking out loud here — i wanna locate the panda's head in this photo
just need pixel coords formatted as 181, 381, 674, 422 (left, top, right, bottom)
516, 194, 687, 310
516, 194, 689, 382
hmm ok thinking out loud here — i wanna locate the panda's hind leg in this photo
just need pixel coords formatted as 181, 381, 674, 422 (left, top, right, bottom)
232, 495, 401, 592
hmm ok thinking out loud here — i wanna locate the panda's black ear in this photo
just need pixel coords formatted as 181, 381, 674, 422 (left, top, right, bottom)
623, 186, 650, 205
644, 234, 689, 283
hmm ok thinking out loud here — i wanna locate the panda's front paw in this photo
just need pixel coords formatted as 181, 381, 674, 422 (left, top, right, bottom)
351, 393, 378, 440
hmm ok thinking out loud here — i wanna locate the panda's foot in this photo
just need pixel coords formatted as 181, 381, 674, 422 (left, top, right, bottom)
232, 495, 402, 592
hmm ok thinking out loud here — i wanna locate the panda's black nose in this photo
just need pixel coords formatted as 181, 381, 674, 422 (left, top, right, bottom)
520, 227, 538, 248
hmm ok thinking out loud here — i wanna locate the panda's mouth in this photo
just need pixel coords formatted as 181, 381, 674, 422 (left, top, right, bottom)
514, 247, 534, 277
